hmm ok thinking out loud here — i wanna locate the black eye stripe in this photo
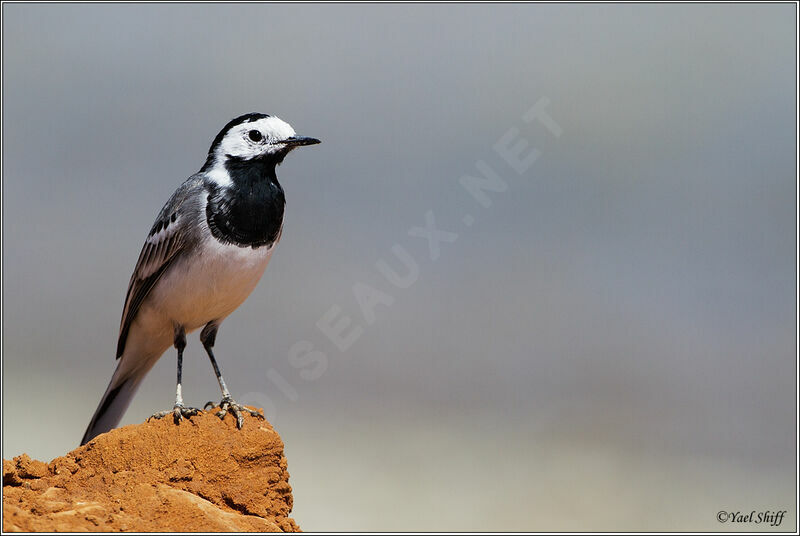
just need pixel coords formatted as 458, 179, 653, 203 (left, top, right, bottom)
248, 130, 263, 142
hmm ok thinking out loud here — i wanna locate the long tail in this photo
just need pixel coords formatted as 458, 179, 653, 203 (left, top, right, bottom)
80, 360, 146, 445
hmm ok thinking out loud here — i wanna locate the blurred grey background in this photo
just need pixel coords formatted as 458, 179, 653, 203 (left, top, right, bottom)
2, 3, 796, 531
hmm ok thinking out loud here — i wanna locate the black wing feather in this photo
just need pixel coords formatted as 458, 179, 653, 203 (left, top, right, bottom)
115, 207, 189, 358
115, 255, 179, 358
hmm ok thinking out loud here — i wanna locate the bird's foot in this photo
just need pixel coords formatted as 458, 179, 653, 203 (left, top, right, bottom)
204, 397, 264, 428
148, 404, 200, 425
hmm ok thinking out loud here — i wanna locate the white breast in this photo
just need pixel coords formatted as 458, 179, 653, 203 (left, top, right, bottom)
138, 193, 277, 336
168, 238, 274, 329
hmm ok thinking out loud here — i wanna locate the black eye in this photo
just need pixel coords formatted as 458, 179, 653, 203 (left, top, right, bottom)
248, 130, 263, 142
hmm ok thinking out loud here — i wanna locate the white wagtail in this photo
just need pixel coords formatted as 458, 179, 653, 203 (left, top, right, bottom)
80, 113, 320, 445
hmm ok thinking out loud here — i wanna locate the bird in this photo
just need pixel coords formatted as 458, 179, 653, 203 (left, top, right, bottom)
80, 113, 320, 445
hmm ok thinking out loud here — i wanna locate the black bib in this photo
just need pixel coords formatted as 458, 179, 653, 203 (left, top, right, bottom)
205, 157, 285, 248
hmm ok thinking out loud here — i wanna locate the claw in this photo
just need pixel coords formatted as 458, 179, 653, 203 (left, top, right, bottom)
149, 404, 201, 425
209, 397, 264, 428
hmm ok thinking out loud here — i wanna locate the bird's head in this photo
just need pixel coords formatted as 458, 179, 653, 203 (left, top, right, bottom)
203, 113, 320, 170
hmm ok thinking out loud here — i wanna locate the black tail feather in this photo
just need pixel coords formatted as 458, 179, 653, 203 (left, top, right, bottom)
80, 376, 137, 445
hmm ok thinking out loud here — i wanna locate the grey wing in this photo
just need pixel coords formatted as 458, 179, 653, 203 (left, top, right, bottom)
116, 178, 205, 358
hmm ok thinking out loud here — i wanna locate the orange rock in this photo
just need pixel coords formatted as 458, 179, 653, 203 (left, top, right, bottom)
3, 409, 299, 532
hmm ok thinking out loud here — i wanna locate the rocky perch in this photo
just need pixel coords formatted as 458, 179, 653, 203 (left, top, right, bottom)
3, 409, 299, 532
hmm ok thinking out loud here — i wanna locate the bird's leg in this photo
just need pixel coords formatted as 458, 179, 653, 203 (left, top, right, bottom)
150, 325, 200, 424
200, 322, 264, 428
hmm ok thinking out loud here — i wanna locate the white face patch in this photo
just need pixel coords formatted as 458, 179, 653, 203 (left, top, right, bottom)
214, 116, 297, 162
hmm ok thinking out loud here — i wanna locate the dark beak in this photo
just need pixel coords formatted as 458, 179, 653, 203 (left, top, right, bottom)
281, 136, 321, 147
